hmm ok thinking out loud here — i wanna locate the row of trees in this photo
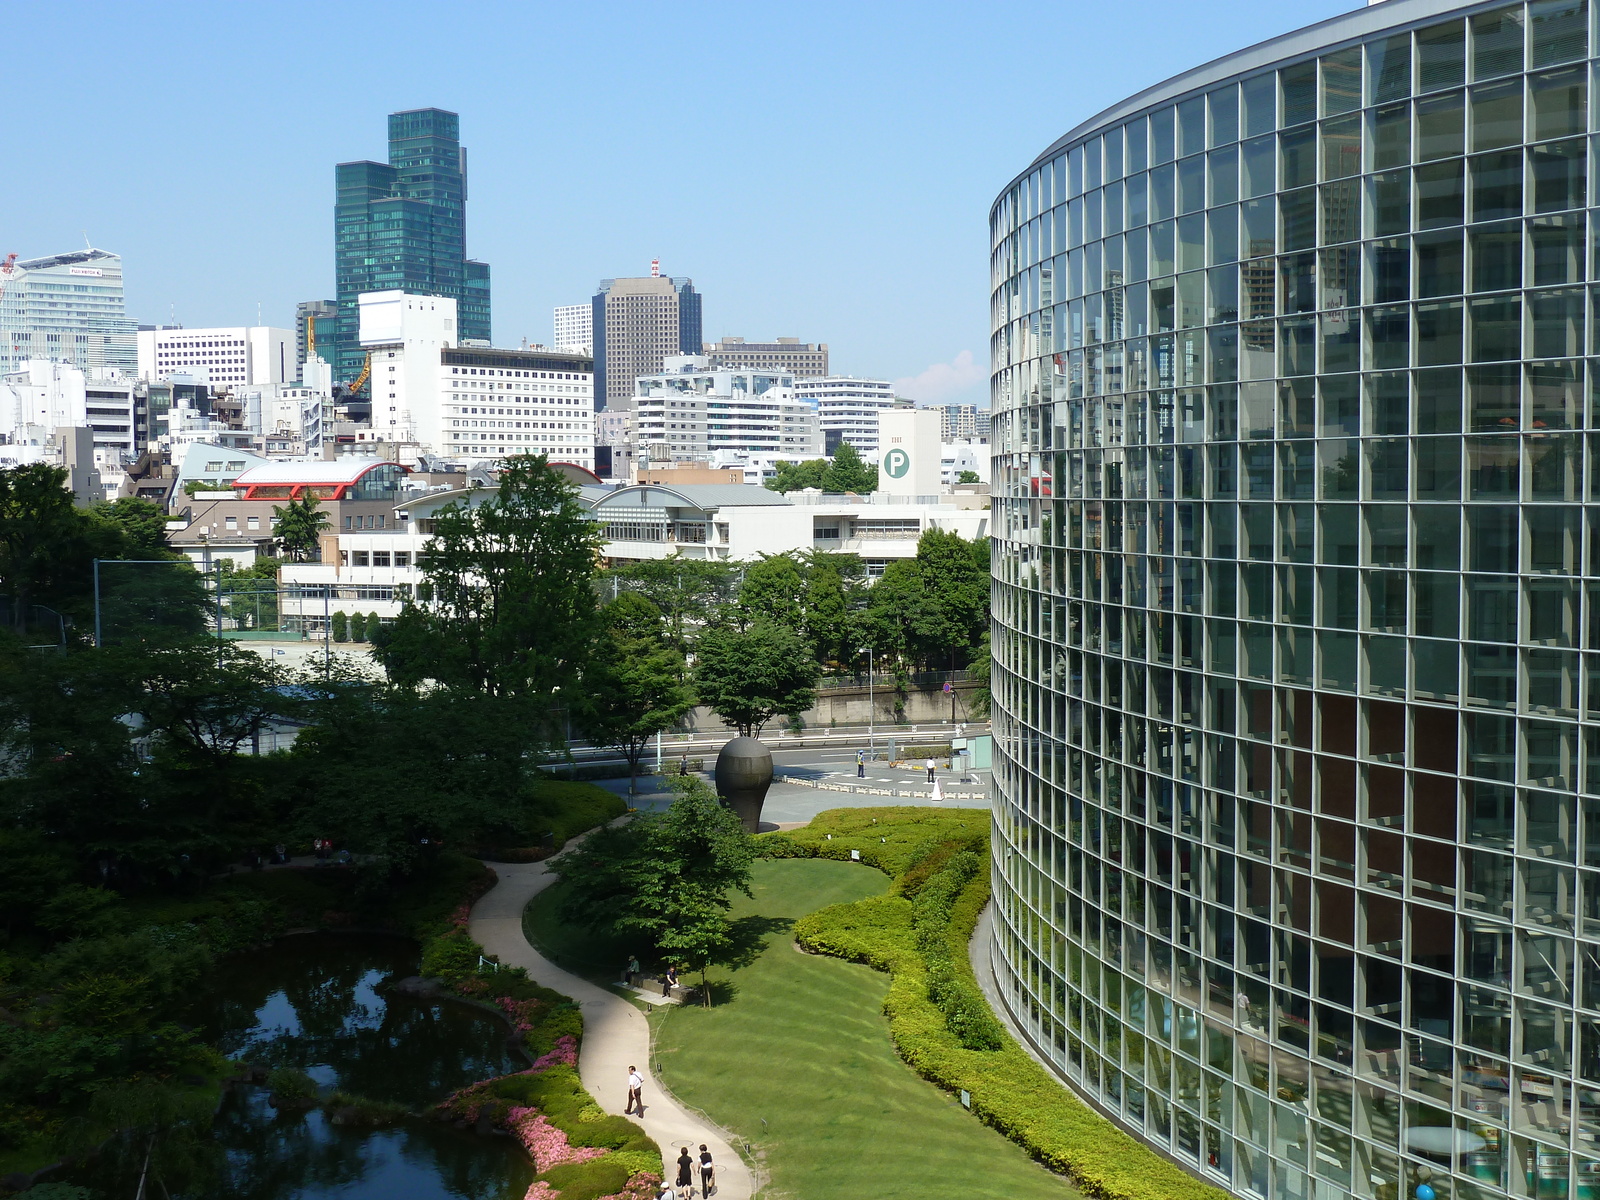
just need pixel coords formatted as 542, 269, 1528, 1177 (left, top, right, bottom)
764, 441, 878, 494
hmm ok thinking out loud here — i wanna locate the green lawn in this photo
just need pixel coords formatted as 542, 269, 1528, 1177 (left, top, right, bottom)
648, 858, 1079, 1200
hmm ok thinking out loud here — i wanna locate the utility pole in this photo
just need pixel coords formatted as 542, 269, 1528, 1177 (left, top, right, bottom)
860, 645, 874, 762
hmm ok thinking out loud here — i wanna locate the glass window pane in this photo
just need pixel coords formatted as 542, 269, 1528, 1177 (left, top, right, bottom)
1242, 73, 1276, 137
1530, 138, 1587, 212
1417, 91, 1466, 160
1471, 80, 1524, 150
1281, 61, 1317, 126
1470, 221, 1523, 292
1281, 126, 1317, 189
1152, 106, 1176, 164
1372, 172, 1412, 237
1209, 85, 1239, 147
1417, 20, 1467, 92
1242, 135, 1276, 198
1125, 118, 1149, 171
1417, 159, 1466, 228
1471, 149, 1524, 221
1209, 145, 1239, 206
1418, 229, 1465, 296
1530, 66, 1588, 141
1471, 6, 1526, 80
1369, 33, 1413, 104
1372, 103, 1412, 170
1322, 47, 1362, 116
1179, 96, 1206, 158
1530, 213, 1585, 284
1322, 116, 1361, 179
1529, 0, 1588, 66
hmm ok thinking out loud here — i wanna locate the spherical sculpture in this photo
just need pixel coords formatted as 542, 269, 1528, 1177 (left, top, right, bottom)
714, 737, 773, 834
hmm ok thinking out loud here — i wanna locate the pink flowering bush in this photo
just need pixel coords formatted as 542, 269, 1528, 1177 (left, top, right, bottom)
509, 1107, 608, 1171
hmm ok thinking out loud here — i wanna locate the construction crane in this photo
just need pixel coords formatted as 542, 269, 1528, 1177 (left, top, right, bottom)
348, 351, 371, 397
306, 312, 318, 359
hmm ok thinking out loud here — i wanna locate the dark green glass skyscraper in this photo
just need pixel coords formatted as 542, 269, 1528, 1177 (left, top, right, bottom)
333, 107, 491, 382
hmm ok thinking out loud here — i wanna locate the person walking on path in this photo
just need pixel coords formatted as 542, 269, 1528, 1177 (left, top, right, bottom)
676, 1147, 696, 1196
625, 1065, 644, 1115
856, 750, 865, 778
663, 964, 679, 998
679, 753, 689, 777
699, 1144, 716, 1195
925, 757, 936, 783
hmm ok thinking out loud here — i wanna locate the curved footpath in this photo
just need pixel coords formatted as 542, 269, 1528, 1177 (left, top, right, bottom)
470, 859, 753, 1200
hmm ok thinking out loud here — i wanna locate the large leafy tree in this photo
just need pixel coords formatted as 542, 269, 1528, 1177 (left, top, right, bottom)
763, 458, 827, 493
800, 549, 866, 665
693, 619, 819, 736
821, 441, 877, 493
604, 555, 738, 655
861, 528, 990, 670
376, 456, 604, 725
736, 552, 805, 631
271, 495, 328, 562
587, 596, 695, 793
556, 779, 754, 1003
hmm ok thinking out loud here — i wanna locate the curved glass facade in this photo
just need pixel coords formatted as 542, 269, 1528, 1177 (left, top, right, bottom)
987, 3, 1600, 1197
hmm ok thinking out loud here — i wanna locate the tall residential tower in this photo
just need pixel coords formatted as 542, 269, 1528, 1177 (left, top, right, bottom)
333, 108, 490, 382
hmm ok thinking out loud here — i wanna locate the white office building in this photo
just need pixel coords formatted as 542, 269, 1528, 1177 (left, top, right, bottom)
632, 356, 821, 464
553, 304, 592, 355
136, 325, 293, 388
0, 360, 86, 441
0, 249, 137, 377
235, 381, 333, 453
793, 376, 894, 454
359, 290, 595, 469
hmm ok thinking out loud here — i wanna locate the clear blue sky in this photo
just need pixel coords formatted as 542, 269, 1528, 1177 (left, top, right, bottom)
8, 0, 1350, 406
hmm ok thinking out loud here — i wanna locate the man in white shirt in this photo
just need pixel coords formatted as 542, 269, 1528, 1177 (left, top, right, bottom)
626, 1065, 644, 1115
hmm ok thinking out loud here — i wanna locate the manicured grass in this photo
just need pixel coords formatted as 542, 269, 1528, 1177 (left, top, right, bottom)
648, 859, 1079, 1200
523, 876, 640, 987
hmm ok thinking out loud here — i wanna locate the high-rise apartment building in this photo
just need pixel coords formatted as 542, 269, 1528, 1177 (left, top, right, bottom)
705, 337, 829, 378
295, 300, 338, 379
333, 108, 490, 383
592, 272, 702, 411
554, 304, 593, 355
0, 249, 136, 377
988, 4, 1597, 1199
793, 376, 894, 453
136, 326, 293, 388
632, 356, 820, 461
936, 403, 990, 443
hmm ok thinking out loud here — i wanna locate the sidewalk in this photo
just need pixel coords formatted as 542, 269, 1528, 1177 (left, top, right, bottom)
469, 859, 751, 1199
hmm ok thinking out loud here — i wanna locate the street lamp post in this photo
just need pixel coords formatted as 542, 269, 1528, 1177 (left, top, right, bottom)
859, 645, 874, 762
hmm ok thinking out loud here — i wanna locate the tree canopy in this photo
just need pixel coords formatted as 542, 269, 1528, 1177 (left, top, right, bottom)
693, 619, 819, 736
376, 456, 604, 725
586, 595, 695, 791
271, 495, 328, 562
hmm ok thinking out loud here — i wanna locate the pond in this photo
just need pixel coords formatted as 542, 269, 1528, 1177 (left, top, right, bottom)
195, 933, 532, 1199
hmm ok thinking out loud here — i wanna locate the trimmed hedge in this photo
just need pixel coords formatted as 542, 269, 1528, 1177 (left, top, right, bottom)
775, 808, 1227, 1200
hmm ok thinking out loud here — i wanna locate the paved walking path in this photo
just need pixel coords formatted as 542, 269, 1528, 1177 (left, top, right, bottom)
469, 859, 752, 1199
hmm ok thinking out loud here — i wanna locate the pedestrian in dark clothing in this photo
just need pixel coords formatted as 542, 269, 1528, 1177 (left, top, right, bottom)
273, 843, 287, 865
676, 1147, 695, 1196
698, 1144, 715, 1194
925, 757, 936, 783
663, 965, 679, 997
679, 753, 689, 776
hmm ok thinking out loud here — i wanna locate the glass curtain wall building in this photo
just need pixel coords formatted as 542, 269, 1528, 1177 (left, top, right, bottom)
987, 2, 1600, 1198
333, 108, 491, 383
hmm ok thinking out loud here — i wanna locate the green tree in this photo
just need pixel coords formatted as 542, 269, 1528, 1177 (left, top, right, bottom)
587, 597, 695, 793
764, 458, 827, 493
604, 555, 738, 655
821, 441, 878, 493
957, 470, 981, 484
376, 457, 603, 734
862, 529, 989, 670
736, 552, 805, 631
799, 549, 865, 665
331, 610, 349, 642
218, 558, 281, 632
271, 495, 328, 562
556, 778, 754, 1004
364, 611, 382, 643
92, 497, 169, 554
693, 620, 819, 736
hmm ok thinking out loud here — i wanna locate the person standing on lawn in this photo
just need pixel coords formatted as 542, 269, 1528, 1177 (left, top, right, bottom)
663, 964, 680, 997
625, 1065, 643, 1115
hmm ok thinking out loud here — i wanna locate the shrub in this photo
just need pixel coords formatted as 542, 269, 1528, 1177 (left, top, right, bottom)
331, 610, 348, 642
266, 1067, 318, 1107
538, 1155, 631, 1200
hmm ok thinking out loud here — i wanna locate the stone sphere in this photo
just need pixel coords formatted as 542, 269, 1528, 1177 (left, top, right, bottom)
714, 737, 773, 833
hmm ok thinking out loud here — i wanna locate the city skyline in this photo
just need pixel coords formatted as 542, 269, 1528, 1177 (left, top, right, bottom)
5, 0, 1350, 409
